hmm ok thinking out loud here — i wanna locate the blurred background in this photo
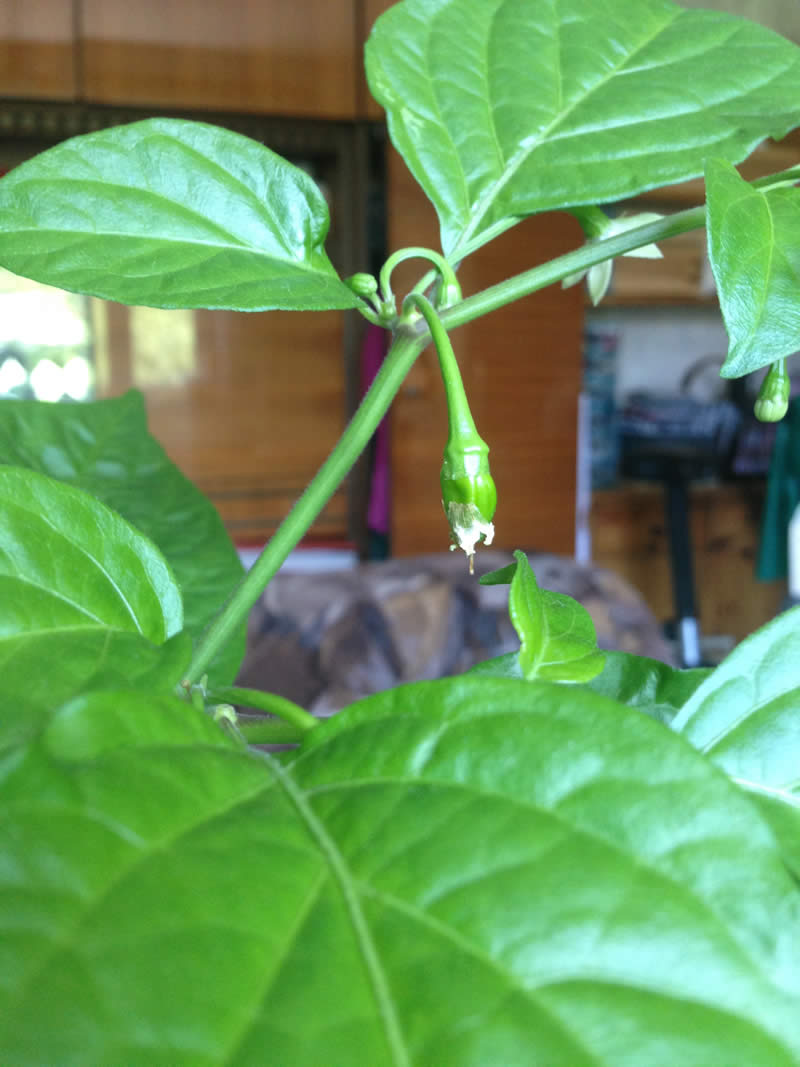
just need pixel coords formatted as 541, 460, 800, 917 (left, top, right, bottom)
2, 0, 799, 674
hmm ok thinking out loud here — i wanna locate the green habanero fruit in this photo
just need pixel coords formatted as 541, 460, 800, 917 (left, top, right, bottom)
440, 436, 497, 573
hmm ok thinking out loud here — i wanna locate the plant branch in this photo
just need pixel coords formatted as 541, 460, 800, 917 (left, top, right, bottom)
380, 246, 461, 310
183, 327, 427, 686
402, 292, 475, 439
184, 176, 797, 686
238, 718, 307, 745
442, 204, 707, 331
206, 685, 318, 733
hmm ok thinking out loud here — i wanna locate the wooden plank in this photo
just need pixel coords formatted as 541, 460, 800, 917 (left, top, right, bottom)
591, 483, 786, 641
0, 0, 77, 99
93, 301, 351, 544
79, 0, 358, 118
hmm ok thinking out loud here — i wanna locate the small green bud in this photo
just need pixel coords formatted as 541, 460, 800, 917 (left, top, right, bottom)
435, 276, 463, 310
344, 272, 379, 299
754, 360, 790, 422
441, 445, 497, 572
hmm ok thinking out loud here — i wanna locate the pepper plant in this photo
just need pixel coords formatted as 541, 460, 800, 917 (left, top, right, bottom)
3, 0, 800, 1063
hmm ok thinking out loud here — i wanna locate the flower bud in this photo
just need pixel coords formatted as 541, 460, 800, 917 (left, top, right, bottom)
344, 272, 379, 300
754, 359, 790, 422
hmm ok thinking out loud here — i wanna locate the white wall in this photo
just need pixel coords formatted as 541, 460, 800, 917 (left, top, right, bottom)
586, 306, 731, 401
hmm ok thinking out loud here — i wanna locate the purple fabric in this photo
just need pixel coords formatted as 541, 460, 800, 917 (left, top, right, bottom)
361, 325, 391, 535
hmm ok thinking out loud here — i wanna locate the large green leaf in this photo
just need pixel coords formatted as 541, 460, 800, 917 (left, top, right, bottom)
706, 158, 800, 377
0, 631, 192, 745
366, 0, 800, 259
481, 551, 605, 682
0, 465, 190, 719
0, 465, 181, 642
0, 118, 361, 311
586, 650, 711, 725
672, 607, 800, 879
0, 392, 245, 684
3, 676, 800, 1064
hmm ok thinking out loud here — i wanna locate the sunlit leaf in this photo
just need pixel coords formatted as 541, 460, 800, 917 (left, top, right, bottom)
586, 650, 710, 724
483, 551, 604, 683
673, 607, 800, 880
706, 158, 800, 377
367, 0, 800, 258
3, 677, 800, 1064
0, 118, 361, 311
0, 465, 181, 642
0, 392, 245, 683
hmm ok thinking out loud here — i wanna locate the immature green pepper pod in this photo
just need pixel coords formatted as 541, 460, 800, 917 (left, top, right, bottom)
402, 290, 497, 572
440, 437, 497, 573
403, 288, 499, 567
754, 359, 790, 422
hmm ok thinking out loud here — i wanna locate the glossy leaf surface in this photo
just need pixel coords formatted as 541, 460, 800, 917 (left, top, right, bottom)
0, 118, 361, 311
0, 465, 181, 643
3, 676, 800, 1065
587, 650, 711, 725
706, 158, 800, 377
485, 551, 605, 682
366, 0, 800, 258
672, 608, 800, 879
2, 631, 192, 744
0, 393, 245, 683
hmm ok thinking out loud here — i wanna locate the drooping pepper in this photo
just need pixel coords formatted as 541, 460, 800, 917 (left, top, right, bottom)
440, 432, 497, 572
402, 290, 496, 572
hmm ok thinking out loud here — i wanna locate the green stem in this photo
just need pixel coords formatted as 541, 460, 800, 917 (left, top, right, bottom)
402, 292, 476, 439
183, 327, 426, 686
442, 204, 707, 332
752, 164, 800, 191
206, 685, 318, 733
380, 246, 461, 308
238, 719, 307, 745
184, 202, 717, 688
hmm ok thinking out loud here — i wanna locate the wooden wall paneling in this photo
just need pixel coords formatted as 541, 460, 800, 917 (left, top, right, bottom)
591, 484, 786, 642
358, 0, 393, 118
93, 301, 351, 545
697, 484, 785, 639
590, 485, 684, 625
387, 148, 584, 557
79, 0, 359, 118
0, 1, 77, 99
605, 224, 715, 306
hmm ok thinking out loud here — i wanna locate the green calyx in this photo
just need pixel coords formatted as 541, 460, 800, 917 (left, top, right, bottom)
754, 359, 791, 422
441, 444, 497, 571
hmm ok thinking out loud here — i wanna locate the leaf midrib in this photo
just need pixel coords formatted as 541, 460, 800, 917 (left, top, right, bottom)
3, 566, 142, 634
356, 878, 796, 1064
263, 753, 412, 1067
7, 176, 328, 276
303, 769, 778, 984
6, 221, 326, 277
451, 4, 684, 256
684, 683, 799, 758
